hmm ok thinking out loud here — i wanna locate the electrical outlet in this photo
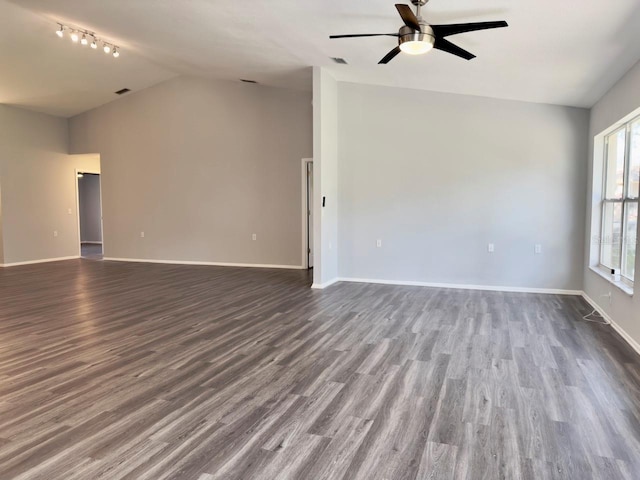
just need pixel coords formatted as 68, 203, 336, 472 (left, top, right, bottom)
53, 230, 58, 237
488, 243, 495, 253
252, 234, 257, 241
376, 239, 382, 248
535, 244, 542, 255
140, 232, 145, 238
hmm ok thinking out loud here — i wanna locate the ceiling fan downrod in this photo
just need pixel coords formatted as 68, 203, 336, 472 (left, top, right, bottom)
411, 0, 429, 20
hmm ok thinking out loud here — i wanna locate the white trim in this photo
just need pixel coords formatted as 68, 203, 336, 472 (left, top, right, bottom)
582, 292, 640, 357
75, 168, 81, 257
0, 256, 79, 267
81, 241, 103, 245
336, 277, 582, 295
104, 257, 305, 270
311, 278, 340, 289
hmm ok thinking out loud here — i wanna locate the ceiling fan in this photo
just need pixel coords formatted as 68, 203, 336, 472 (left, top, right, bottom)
330, 0, 508, 63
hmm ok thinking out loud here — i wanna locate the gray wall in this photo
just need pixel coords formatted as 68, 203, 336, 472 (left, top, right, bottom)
312, 68, 339, 286
78, 174, 102, 243
584, 59, 640, 345
337, 82, 590, 290
0, 105, 84, 264
69, 76, 312, 267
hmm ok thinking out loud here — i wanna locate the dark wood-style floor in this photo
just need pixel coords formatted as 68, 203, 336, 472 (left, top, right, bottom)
1, 260, 640, 479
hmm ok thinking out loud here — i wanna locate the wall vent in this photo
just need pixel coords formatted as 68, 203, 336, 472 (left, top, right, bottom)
240, 79, 258, 84
331, 57, 348, 65
115, 88, 131, 95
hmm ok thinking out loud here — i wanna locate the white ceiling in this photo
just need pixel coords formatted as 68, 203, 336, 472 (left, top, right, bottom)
2, 0, 640, 117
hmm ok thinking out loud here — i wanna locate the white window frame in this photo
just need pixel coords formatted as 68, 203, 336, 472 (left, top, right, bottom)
599, 117, 639, 285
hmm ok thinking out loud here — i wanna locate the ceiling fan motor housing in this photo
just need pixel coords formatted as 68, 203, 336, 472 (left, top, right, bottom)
398, 24, 435, 50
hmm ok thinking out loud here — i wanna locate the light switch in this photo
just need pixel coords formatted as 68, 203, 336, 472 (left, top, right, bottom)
535, 244, 542, 254
488, 243, 495, 253
377, 240, 382, 248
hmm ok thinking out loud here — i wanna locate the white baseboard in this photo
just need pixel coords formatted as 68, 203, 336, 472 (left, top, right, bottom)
337, 277, 582, 295
582, 292, 640, 357
311, 278, 340, 290
103, 257, 305, 270
0, 256, 79, 268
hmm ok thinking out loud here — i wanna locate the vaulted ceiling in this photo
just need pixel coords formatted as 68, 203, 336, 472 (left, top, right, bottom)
2, 0, 640, 117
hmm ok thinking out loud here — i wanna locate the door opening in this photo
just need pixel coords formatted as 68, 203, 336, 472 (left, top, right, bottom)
307, 161, 314, 269
77, 172, 104, 260
301, 159, 314, 269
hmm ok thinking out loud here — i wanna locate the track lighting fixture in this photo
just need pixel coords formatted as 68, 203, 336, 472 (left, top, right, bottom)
54, 22, 120, 58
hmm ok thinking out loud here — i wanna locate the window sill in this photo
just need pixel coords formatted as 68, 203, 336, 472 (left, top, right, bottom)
589, 266, 634, 296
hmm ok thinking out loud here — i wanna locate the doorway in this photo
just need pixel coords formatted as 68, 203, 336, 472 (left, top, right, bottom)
302, 159, 314, 269
77, 172, 103, 260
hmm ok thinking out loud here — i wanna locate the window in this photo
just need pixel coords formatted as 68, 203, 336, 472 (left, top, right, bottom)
600, 117, 640, 282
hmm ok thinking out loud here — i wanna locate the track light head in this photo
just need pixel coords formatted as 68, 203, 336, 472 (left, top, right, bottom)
90, 38, 97, 49
70, 31, 79, 42
103, 43, 111, 54
80, 34, 88, 46
56, 25, 64, 38
112, 48, 119, 58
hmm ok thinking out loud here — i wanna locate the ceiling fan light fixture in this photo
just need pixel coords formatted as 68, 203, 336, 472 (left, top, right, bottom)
400, 40, 433, 55
398, 25, 435, 56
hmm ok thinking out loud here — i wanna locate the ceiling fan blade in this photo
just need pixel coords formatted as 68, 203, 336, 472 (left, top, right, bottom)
431, 21, 508, 38
379, 46, 402, 64
330, 33, 399, 39
395, 4, 421, 31
434, 38, 476, 60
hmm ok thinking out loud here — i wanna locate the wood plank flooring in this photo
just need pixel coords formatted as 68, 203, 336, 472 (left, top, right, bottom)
1, 259, 640, 479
